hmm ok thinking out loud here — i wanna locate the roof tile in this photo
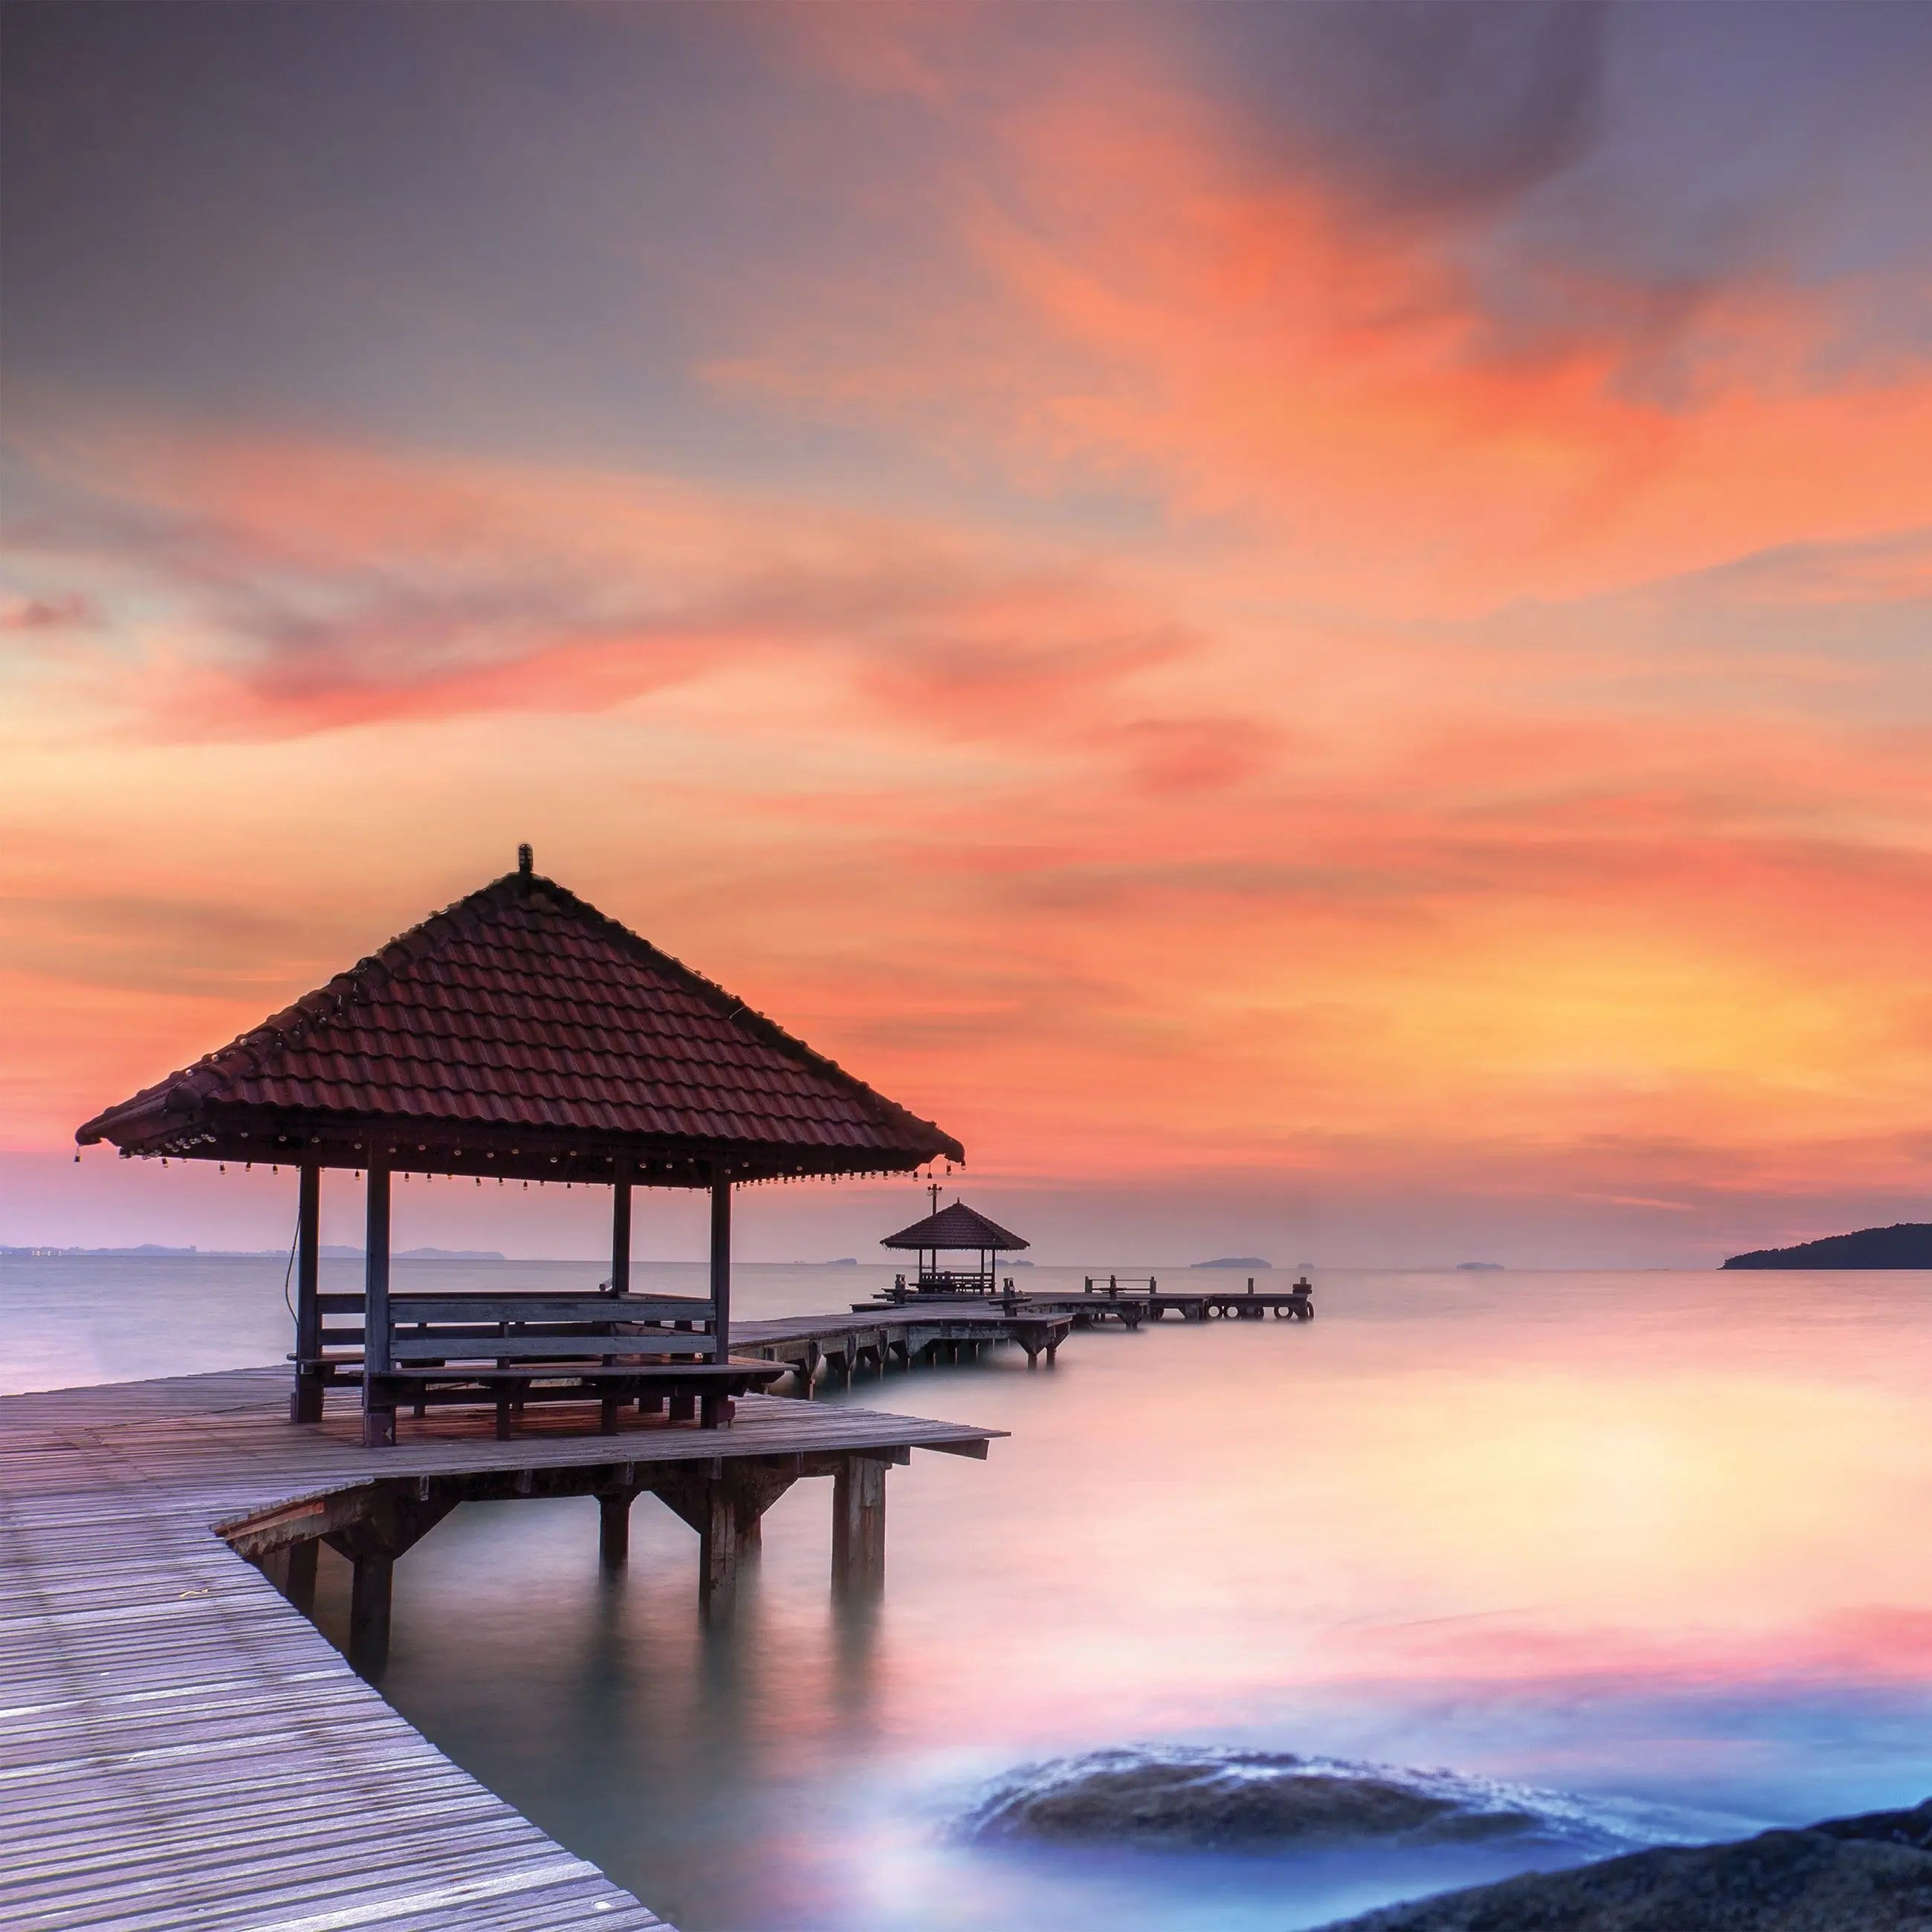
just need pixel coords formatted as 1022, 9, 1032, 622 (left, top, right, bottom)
77, 868, 962, 1167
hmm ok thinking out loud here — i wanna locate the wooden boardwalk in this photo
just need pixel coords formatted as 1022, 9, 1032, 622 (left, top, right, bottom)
857, 1283, 1316, 1329
733, 1304, 1074, 1386
0, 1367, 998, 1932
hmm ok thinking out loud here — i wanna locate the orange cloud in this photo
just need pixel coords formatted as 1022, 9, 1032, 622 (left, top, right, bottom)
711, 53, 1932, 616
6, 28, 1932, 1257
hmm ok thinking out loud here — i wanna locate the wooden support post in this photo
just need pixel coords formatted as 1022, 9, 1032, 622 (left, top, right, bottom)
360, 1161, 394, 1448
652, 1465, 797, 1626
699, 1391, 733, 1430
610, 1157, 632, 1297
598, 1490, 634, 1568
285, 1538, 319, 1615
638, 1390, 665, 1416
327, 1489, 458, 1675
832, 1456, 887, 1598
669, 1391, 695, 1423
696, 1480, 737, 1622
710, 1167, 732, 1364
349, 1550, 393, 1674
290, 1162, 323, 1423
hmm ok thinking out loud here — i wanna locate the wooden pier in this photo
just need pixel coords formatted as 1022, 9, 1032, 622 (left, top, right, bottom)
862, 1280, 1316, 1329
0, 1367, 998, 1932
1028, 1280, 1314, 1326
734, 1304, 1074, 1390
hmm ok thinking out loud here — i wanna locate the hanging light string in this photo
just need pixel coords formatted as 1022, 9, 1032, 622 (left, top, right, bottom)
281, 1193, 300, 1331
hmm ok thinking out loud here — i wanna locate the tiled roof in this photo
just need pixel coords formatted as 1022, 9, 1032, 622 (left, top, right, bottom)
77, 865, 962, 1174
881, 1201, 1028, 1251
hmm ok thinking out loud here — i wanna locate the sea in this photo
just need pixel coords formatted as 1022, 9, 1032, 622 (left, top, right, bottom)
6, 1254, 1932, 1931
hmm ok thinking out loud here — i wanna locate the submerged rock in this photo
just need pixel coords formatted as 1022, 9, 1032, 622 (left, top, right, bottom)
962, 1748, 1617, 1854
1315, 1798, 1932, 1932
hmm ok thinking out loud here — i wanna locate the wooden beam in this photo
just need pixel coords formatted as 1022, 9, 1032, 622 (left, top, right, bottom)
291, 1162, 323, 1423
361, 1161, 393, 1448
710, 1167, 732, 1363
221, 1483, 376, 1560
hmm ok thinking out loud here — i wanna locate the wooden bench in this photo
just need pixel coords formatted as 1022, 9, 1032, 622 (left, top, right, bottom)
296, 1290, 784, 1441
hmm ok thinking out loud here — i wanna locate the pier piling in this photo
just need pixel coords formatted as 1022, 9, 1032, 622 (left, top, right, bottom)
832, 1455, 887, 1598
599, 1489, 635, 1566
349, 1549, 394, 1673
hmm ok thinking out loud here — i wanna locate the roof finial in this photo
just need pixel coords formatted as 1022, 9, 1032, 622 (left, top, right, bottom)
517, 842, 533, 877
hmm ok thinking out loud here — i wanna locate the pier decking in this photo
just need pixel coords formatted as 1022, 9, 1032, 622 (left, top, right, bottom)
1009, 1282, 1315, 1326
0, 1367, 998, 1932
859, 1281, 1317, 1328
734, 1303, 1074, 1387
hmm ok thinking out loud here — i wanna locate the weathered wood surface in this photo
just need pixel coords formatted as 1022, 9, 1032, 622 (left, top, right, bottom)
734, 1306, 1037, 1346
730, 1306, 1075, 1387
383, 1335, 720, 1363
1002, 1287, 1310, 1316
854, 1286, 1315, 1328
386, 1294, 714, 1323
0, 1367, 999, 1931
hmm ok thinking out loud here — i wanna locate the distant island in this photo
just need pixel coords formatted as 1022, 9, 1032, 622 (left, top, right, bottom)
1456, 1261, 1505, 1271
1192, 1256, 1269, 1270
1722, 1222, 1932, 1269
322, 1246, 509, 1262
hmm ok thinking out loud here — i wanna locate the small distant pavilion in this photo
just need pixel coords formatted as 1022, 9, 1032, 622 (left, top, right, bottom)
881, 1192, 1029, 1297
77, 848, 964, 1443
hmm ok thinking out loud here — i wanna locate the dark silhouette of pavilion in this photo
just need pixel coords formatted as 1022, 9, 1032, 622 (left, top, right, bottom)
881, 1187, 1028, 1297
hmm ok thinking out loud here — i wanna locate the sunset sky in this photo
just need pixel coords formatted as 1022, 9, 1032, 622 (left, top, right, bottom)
4, 2, 1931, 1265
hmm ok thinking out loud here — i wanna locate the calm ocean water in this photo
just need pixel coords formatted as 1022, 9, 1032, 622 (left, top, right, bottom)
6, 1255, 1932, 1929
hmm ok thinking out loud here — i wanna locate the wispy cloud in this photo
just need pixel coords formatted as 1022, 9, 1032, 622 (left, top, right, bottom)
4, 4, 1932, 1255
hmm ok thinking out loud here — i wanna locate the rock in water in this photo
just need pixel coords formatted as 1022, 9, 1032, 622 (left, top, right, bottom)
962, 1749, 1608, 1853
1315, 1799, 1932, 1932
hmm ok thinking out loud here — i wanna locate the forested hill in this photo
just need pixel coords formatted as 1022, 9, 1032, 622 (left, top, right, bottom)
1722, 1223, 1932, 1268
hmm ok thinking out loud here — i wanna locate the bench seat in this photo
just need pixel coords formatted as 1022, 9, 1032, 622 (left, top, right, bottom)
357, 1358, 785, 1442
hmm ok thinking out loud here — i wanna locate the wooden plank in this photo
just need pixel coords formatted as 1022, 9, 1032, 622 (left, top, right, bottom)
0, 1363, 1000, 1932
385, 1335, 717, 1363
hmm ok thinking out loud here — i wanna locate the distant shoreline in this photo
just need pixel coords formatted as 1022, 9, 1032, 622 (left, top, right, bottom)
1723, 1222, 1932, 1269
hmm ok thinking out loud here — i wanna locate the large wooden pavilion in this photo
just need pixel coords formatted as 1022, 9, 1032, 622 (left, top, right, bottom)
77, 848, 964, 1445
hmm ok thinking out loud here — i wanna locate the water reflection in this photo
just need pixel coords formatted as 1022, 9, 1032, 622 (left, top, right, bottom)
9, 1258, 1932, 1928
